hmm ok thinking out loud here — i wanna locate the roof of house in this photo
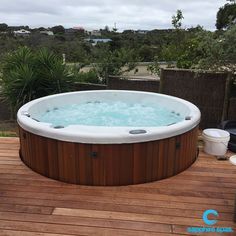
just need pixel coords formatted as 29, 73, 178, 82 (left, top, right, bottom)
14, 29, 31, 34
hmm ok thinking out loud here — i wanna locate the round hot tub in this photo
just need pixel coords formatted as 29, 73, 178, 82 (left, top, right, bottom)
17, 90, 201, 186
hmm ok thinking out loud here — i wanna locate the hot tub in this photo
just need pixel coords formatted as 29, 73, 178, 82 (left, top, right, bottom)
17, 90, 201, 186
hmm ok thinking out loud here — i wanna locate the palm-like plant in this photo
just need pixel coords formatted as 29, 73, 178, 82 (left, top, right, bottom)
1, 47, 75, 116
36, 49, 74, 95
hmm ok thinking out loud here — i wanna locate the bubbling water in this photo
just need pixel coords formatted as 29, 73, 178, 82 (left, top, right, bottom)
36, 101, 184, 127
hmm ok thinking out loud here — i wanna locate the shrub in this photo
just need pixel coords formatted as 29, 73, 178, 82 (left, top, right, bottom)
1, 47, 75, 114
72, 67, 102, 84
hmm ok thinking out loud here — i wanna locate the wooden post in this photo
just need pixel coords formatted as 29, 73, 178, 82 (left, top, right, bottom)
234, 193, 236, 222
222, 73, 232, 122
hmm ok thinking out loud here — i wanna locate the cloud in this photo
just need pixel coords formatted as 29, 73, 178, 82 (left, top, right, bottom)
0, 0, 226, 30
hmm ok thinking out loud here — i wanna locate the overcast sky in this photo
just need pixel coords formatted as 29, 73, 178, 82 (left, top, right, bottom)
0, 0, 226, 31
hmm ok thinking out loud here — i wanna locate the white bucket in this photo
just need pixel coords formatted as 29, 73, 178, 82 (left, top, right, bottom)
202, 129, 230, 156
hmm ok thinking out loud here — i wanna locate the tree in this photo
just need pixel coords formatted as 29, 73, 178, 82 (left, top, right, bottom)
104, 25, 110, 32
199, 28, 235, 70
176, 30, 215, 69
37, 27, 47, 31
216, 3, 236, 29
0, 23, 8, 31
172, 24, 236, 73
51, 25, 65, 34
160, 10, 186, 62
172, 10, 184, 29
138, 45, 154, 62
92, 46, 138, 82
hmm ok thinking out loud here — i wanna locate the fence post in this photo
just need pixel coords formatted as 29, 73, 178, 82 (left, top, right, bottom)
222, 73, 232, 122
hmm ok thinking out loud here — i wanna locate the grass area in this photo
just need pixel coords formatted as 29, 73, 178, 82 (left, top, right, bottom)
0, 131, 17, 137
73, 63, 171, 76
0, 121, 18, 137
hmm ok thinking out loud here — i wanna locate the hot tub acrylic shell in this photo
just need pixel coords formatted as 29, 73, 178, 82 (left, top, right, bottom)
18, 90, 201, 186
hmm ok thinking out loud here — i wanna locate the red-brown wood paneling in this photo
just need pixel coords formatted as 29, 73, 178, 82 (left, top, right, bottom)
19, 126, 198, 186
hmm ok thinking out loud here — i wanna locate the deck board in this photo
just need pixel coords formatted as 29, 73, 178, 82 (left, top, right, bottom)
0, 137, 236, 235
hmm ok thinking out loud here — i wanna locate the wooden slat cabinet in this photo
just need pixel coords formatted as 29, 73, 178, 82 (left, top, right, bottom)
19, 126, 198, 186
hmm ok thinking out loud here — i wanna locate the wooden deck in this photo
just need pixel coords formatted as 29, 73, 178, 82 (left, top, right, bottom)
0, 137, 236, 235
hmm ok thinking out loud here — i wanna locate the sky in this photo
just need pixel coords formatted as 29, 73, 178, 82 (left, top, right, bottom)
0, 0, 227, 31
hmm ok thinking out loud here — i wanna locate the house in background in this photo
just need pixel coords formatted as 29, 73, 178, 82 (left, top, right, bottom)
40, 30, 54, 36
65, 26, 85, 35
136, 30, 149, 34
87, 30, 102, 37
85, 38, 112, 46
14, 29, 31, 37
